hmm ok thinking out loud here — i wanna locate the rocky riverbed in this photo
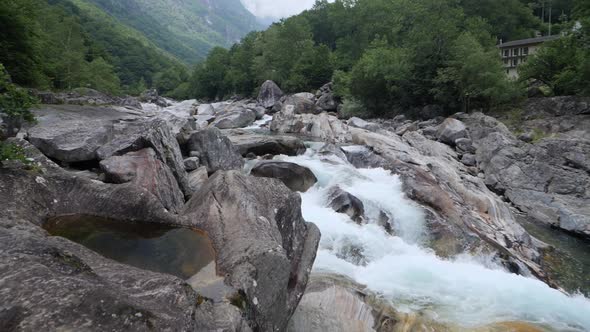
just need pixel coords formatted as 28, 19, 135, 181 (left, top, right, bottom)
0, 84, 589, 331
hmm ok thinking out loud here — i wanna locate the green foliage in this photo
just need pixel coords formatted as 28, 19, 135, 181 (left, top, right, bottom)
0, 0, 188, 96
0, 142, 29, 165
519, 33, 590, 96
0, 64, 37, 124
188, 0, 534, 115
0, 0, 47, 87
189, 47, 231, 100
338, 98, 370, 118
432, 33, 523, 111
348, 43, 413, 115
85, 0, 262, 64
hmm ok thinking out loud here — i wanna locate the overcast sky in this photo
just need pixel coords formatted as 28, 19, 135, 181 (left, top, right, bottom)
241, 0, 318, 19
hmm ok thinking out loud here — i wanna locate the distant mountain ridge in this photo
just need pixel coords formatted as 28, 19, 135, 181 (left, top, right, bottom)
85, 0, 263, 64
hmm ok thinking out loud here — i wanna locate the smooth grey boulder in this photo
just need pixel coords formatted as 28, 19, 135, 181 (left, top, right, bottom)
455, 137, 476, 154
226, 130, 306, 157
461, 153, 477, 167
347, 117, 379, 132
139, 88, 169, 107
186, 128, 244, 174
293, 92, 316, 101
327, 186, 364, 223
257, 80, 284, 109
183, 157, 200, 171
182, 171, 320, 331
96, 118, 191, 197
246, 104, 266, 120
100, 148, 185, 213
187, 166, 209, 193
436, 118, 468, 145
281, 95, 320, 115
250, 161, 317, 192
270, 108, 351, 143
316, 93, 338, 111
211, 107, 256, 129
287, 274, 376, 332
27, 105, 138, 163
197, 104, 216, 116
395, 121, 418, 136
315, 83, 338, 112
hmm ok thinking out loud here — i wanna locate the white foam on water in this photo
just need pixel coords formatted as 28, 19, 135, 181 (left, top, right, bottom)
245, 114, 273, 129
281, 144, 590, 331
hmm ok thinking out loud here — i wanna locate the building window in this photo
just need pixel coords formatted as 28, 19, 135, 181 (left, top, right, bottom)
523, 47, 529, 55
506, 69, 509, 74
504, 50, 509, 57
513, 48, 518, 56
504, 59, 508, 65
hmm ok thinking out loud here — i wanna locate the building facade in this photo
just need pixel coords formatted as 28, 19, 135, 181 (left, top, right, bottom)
498, 35, 559, 78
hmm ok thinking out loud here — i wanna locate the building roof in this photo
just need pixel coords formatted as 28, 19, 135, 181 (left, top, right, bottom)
498, 35, 560, 48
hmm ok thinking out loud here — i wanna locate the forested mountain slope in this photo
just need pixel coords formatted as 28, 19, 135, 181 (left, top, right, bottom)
0, 0, 261, 96
85, 0, 263, 64
1, 0, 189, 95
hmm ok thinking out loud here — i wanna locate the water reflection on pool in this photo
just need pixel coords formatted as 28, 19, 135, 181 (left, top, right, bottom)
44, 215, 215, 279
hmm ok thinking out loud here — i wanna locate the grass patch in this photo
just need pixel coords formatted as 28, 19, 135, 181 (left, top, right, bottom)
0, 142, 30, 165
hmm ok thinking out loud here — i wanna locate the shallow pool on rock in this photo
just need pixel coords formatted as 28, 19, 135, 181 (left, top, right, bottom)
44, 215, 215, 279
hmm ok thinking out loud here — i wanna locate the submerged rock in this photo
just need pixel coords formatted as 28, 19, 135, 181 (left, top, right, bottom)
327, 186, 365, 223
251, 161, 318, 192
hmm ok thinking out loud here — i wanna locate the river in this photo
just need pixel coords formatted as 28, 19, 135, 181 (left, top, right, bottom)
270, 142, 590, 331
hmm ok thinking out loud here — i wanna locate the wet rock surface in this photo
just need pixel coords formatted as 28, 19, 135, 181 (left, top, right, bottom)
327, 186, 365, 223
251, 160, 318, 192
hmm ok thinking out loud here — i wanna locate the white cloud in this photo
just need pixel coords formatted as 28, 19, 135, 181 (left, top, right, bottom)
241, 0, 317, 19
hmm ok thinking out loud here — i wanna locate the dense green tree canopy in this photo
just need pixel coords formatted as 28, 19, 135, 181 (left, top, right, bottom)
0, 0, 188, 96
189, 0, 561, 115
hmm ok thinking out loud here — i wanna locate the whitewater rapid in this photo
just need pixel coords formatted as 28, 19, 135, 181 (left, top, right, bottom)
275, 143, 590, 331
